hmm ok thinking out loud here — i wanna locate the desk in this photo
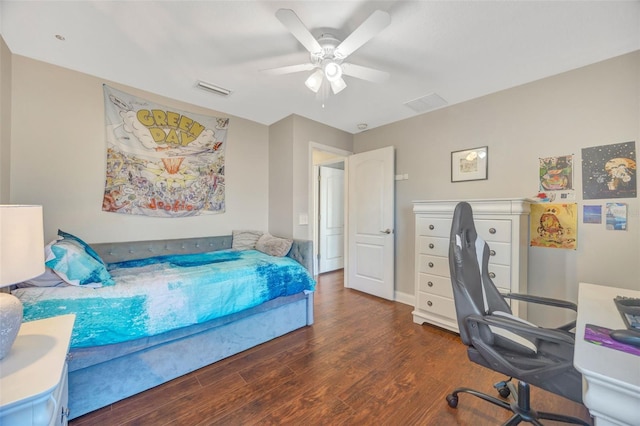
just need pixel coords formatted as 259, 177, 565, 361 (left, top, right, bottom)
574, 283, 640, 426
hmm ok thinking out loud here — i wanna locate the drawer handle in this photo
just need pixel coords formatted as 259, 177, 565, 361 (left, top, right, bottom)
489, 228, 497, 234
429, 243, 435, 249
489, 272, 496, 279
427, 300, 433, 307
429, 224, 435, 230
428, 281, 434, 287
489, 249, 496, 256
428, 262, 434, 268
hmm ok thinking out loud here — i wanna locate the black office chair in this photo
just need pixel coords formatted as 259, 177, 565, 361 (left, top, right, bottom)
446, 202, 589, 425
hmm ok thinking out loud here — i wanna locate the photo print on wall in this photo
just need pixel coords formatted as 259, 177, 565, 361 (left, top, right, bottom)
539, 154, 573, 191
582, 141, 636, 200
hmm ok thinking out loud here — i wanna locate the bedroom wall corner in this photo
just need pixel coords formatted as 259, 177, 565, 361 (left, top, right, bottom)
9, 56, 270, 244
268, 114, 353, 241
268, 116, 295, 238
0, 36, 11, 203
291, 114, 352, 241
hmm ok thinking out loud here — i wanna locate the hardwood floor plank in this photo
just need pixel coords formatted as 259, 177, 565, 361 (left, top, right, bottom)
70, 269, 592, 425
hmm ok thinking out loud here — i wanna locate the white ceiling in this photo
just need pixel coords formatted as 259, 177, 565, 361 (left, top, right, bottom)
1, 1, 639, 134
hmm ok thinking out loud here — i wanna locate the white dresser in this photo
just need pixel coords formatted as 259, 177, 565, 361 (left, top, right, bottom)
0, 314, 75, 426
412, 199, 531, 332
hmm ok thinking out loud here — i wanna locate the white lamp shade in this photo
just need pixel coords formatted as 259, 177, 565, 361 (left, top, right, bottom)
304, 69, 324, 93
0, 205, 45, 286
323, 61, 343, 82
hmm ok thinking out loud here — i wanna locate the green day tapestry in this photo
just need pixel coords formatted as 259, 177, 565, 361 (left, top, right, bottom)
102, 85, 228, 217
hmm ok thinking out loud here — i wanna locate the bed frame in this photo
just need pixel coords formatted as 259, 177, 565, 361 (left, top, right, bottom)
67, 235, 314, 420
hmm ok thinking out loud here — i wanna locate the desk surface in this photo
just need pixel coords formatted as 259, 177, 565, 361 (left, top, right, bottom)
574, 282, 640, 395
575, 282, 640, 426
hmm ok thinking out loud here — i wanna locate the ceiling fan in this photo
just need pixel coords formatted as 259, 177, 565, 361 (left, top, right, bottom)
265, 8, 391, 95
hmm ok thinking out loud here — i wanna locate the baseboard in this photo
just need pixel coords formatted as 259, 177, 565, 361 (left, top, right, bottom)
394, 290, 415, 307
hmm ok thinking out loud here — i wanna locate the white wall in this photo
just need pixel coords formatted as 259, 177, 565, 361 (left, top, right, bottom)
268, 116, 294, 238
354, 51, 640, 325
0, 37, 11, 203
9, 56, 270, 244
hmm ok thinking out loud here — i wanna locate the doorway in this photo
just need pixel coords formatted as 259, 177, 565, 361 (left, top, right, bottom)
317, 162, 345, 274
310, 144, 349, 275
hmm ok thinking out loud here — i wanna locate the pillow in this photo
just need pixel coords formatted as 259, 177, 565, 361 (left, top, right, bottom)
16, 267, 68, 288
58, 229, 106, 265
232, 230, 264, 250
45, 239, 114, 287
255, 233, 293, 257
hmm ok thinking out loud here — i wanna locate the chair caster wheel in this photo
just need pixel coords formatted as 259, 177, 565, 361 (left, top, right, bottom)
446, 394, 458, 408
494, 379, 512, 398
498, 386, 511, 398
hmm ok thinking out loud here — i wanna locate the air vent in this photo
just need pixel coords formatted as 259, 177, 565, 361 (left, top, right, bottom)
196, 81, 231, 97
404, 92, 447, 113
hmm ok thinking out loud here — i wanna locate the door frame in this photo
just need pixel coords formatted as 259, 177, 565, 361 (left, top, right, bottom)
309, 142, 351, 276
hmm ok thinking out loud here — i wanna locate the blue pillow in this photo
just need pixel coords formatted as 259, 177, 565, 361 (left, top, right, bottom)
45, 239, 114, 287
58, 230, 105, 265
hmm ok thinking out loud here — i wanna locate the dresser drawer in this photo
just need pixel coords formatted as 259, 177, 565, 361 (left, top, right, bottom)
418, 254, 449, 277
417, 236, 449, 257
487, 241, 511, 266
417, 292, 456, 319
476, 219, 511, 243
418, 274, 453, 298
487, 263, 510, 290
416, 217, 451, 238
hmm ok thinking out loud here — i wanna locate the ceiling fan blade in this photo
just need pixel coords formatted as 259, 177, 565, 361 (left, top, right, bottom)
262, 63, 316, 76
330, 78, 347, 95
341, 63, 389, 84
334, 10, 391, 59
276, 9, 323, 55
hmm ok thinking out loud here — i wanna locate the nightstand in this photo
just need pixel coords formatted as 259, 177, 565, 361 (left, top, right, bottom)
0, 314, 75, 426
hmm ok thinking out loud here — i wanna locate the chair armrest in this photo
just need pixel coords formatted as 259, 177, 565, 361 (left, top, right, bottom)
467, 314, 575, 346
501, 293, 577, 311
500, 293, 577, 331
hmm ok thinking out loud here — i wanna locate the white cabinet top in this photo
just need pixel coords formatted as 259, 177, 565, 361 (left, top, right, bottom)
0, 314, 75, 410
413, 198, 534, 215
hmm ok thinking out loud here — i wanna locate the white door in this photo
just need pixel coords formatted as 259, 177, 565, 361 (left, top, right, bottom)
319, 166, 345, 273
346, 146, 395, 300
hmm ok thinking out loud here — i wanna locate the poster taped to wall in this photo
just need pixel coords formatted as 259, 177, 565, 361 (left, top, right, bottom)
582, 141, 636, 200
605, 203, 627, 231
539, 155, 573, 191
102, 85, 228, 217
530, 203, 578, 250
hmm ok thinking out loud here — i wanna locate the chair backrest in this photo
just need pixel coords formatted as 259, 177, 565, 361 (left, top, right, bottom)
449, 202, 511, 345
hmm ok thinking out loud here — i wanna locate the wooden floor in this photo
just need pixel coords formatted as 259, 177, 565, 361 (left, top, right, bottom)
70, 270, 592, 425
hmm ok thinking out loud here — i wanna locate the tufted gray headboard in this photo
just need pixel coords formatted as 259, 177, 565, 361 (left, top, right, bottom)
91, 235, 314, 275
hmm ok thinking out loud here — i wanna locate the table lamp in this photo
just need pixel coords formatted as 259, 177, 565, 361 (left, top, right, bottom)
0, 205, 44, 359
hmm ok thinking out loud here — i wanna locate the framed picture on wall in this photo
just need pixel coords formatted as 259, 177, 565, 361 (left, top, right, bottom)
451, 146, 488, 182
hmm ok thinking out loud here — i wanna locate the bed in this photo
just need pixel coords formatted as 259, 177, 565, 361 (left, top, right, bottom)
12, 233, 315, 420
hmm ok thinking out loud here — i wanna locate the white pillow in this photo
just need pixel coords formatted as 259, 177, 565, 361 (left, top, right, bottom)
232, 230, 264, 250
255, 233, 293, 257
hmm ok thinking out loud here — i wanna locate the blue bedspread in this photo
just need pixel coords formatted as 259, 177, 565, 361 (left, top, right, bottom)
13, 250, 315, 348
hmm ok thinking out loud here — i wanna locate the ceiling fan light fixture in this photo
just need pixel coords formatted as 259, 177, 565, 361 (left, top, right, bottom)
330, 77, 347, 94
323, 61, 343, 82
305, 69, 324, 93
